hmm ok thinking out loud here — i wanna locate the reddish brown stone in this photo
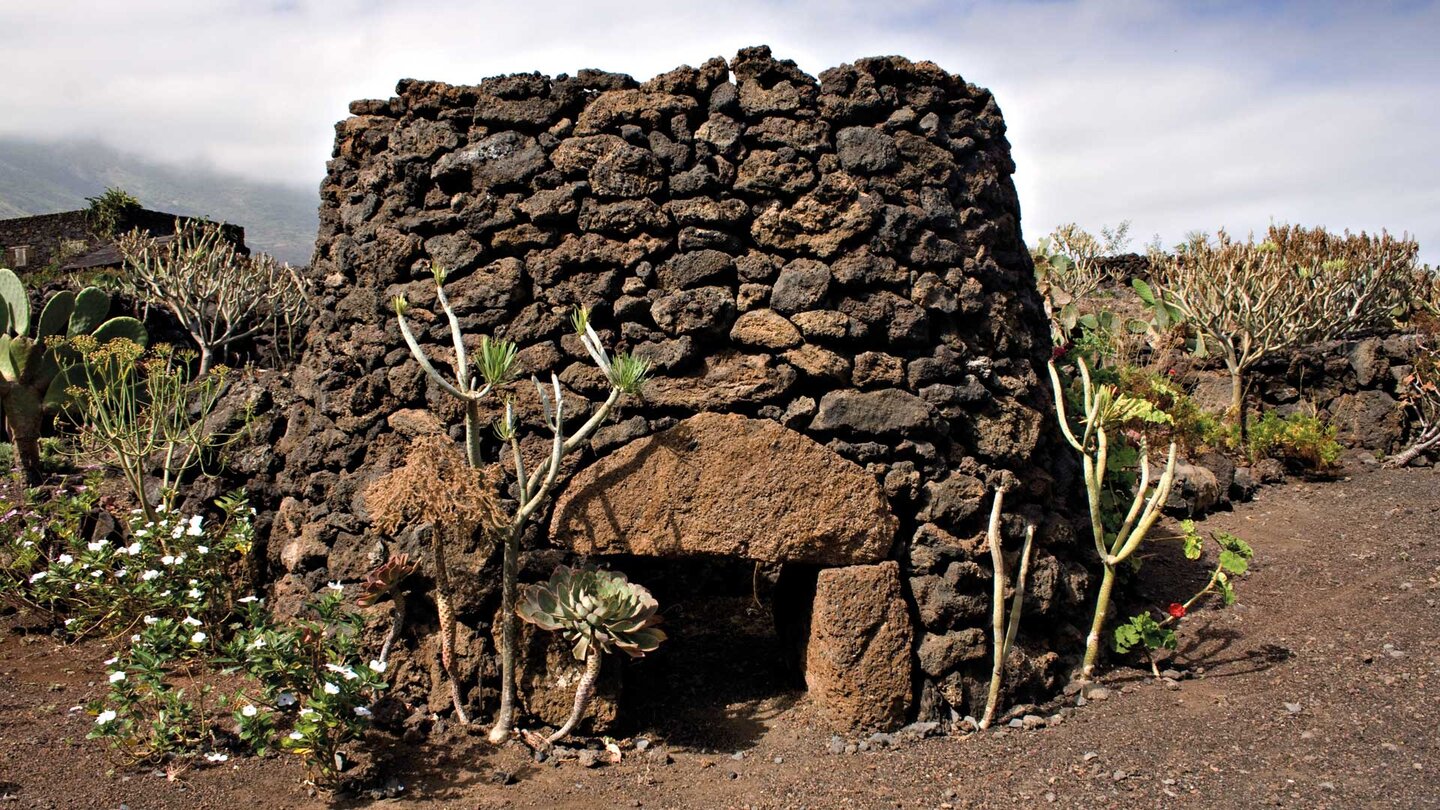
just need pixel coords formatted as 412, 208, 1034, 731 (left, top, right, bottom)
551, 413, 895, 564
806, 561, 914, 730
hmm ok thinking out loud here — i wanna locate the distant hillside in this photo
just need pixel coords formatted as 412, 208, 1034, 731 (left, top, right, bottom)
0, 137, 318, 265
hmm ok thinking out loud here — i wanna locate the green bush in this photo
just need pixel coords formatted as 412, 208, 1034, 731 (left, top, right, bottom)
1240, 410, 1342, 471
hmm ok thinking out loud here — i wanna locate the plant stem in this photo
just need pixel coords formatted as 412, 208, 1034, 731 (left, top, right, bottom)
1081, 564, 1117, 681
980, 489, 1009, 730
431, 528, 468, 724
488, 523, 521, 743
379, 592, 405, 665
546, 650, 602, 745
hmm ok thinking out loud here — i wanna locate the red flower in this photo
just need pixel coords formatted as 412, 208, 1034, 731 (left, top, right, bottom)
1167, 603, 1187, 619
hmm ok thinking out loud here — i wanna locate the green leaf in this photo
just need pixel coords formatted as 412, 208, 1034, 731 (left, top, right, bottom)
1112, 620, 1143, 654
1219, 549, 1249, 575
91, 317, 148, 348
1132, 278, 1157, 305
1217, 574, 1237, 606
68, 287, 111, 336
1181, 520, 1203, 560
38, 291, 76, 339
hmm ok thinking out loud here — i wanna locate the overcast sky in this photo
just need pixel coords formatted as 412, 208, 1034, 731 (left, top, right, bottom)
4, 0, 1438, 261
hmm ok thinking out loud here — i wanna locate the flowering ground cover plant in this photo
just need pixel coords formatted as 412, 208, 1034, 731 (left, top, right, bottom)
220, 587, 389, 784
0, 483, 253, 638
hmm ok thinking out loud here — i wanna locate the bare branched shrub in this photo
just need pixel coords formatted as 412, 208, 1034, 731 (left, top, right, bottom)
1153, 225, 1419, 426
1387, 334, 1440, 467
1038, 221, 1133, 301
364, 435, 505, 723
117, 220, 312, 373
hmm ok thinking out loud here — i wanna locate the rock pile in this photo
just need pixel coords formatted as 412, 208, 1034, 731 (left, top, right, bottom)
265, 46, 1084, 731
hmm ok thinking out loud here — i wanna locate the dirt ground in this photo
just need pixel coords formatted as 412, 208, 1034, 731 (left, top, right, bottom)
2, 461, 1437, 809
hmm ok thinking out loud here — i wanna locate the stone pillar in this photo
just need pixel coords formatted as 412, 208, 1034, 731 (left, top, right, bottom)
805, 560, 913, 730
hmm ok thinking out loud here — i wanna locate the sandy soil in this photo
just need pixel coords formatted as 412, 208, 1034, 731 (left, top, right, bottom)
2, 462, 1437, 809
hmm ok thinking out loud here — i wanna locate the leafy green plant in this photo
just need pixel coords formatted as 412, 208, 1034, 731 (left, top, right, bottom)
1240, 410, 1342, 472
516, 565, 665, 745
1113, 522, 1254, 676
65, 338, 244, 520
1048, 356, 1178, 681
0, 483, 253, 638
85, 187, 141, 236
0, 268, 147, 484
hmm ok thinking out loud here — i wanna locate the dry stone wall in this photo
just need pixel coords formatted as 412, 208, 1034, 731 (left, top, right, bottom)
267, 46, 1086, 729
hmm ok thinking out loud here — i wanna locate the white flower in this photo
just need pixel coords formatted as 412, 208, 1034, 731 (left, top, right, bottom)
28, 571, 45, 583
87, 540, 107, 551
368, 659, 387, 674
143, 616, 160, 626
322, 682, 340, 695
196, 545, 209, 554
104, 656, 119, 665
237, 596, 259, 604
170, 524, 183, 540
326, 581, 344, 592
248, 636, 267, 650
115, 568, 128, 579
182, 616, 202, 627
276, 692, 297, 707
161, 555, 175, 566
241, 704, 258, 718
64, 618, 76, 627
354, 706, 373, 718
188, 588, 202, 599
187, 515, 204, 536
125, 542, 142, 555
130, 634, 140, 643
325, 663, 358, 681
57, 554, 74, 565
96, 710, 117, 725
299, 707, 317, 718
90, 570, 103, 578
141, 570, 161, 581
190, 631, 207, 644
289, 731, 304, 740
109, 671, 126, 683
205, 752, 229, 762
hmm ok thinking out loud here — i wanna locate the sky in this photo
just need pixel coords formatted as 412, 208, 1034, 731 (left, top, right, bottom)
3, 0, 1438, 262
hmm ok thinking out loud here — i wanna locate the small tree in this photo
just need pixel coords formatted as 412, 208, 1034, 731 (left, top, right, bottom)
1048, 356, 1178, 681
117, 221, 311, 374
392, 270, 650, 742
1154, 226, 1418, 432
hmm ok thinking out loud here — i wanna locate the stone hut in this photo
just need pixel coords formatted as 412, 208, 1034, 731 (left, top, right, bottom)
262, 47, 1090, 733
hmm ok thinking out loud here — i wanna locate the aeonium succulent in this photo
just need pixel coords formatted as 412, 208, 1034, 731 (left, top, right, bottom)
517, 565, 665, 745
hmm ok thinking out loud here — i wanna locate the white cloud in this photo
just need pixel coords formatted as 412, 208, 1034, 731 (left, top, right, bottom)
3, 0, 1437, 261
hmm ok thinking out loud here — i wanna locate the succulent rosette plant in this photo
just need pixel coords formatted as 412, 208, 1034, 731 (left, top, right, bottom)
517, 565, 665, 744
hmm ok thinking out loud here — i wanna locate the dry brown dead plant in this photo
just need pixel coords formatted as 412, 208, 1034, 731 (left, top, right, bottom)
364, 434, 505, 724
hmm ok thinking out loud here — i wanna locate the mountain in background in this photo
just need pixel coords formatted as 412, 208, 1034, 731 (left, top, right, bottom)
0, 137, 319, 266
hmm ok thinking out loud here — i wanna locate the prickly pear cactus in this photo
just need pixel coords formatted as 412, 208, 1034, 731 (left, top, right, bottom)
0, 268, 147, 483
